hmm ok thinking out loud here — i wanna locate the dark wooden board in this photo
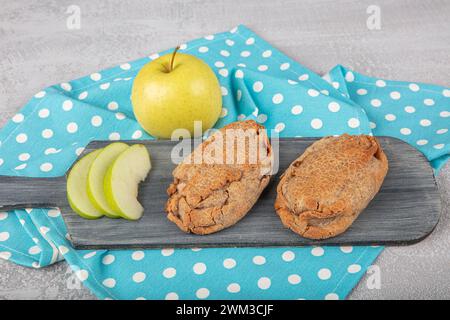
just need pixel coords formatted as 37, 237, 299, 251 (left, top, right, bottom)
0, 137, 442, 249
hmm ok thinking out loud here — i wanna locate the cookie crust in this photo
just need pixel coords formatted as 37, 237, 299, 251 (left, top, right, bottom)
166, 120, 273, 235
275, 134, 388, 239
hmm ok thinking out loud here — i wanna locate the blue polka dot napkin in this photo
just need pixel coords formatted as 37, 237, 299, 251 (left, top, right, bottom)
0, 25, 448, 300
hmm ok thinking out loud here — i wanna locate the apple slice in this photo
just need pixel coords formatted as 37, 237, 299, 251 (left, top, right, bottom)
104, 144, 151, 220
67, 149, 104, 219
87, 142, 129, 218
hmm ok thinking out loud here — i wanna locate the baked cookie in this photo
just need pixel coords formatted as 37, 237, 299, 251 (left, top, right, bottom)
275, 134, 388, 239
166, 120, 273, 235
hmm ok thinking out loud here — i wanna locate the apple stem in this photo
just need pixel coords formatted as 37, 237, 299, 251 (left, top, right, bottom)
169, 45, 180, 72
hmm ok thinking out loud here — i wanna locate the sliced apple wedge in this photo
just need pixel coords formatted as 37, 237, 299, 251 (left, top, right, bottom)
104, 144, 151, 220
67, 149, 104, 219
87, 142, 129, 218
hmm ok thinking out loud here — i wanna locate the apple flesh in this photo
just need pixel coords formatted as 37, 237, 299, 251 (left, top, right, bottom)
67, 149, 104, 219
131, 50, 222, 139
87, 142, 129, 218
104, 144, 151, 220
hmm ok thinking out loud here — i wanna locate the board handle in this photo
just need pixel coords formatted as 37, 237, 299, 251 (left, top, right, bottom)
0, 175, 66, 211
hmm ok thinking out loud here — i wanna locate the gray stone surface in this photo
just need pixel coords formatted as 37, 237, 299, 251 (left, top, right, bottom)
0, 0, 449, 300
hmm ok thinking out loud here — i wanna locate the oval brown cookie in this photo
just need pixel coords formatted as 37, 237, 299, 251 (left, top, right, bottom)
275, 134, 388, 239
166, 120, 273, 235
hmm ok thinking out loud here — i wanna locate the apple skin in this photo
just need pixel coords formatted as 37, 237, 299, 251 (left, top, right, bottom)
66, 149, 104, 220
87, 142, 129, 218
131, 52, 222, 139
103, 144, 151, 220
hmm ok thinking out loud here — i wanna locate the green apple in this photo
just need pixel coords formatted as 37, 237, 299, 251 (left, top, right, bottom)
67, 149, 104, 219
104, 144, 151, 220
131, 47, 222, 139
87, 142, 129, 218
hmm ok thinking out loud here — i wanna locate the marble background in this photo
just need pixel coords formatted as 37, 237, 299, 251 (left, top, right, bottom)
0, 0, 449, 299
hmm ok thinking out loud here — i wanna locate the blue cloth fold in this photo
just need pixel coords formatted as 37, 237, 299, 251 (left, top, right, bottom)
0, 25, 448, 300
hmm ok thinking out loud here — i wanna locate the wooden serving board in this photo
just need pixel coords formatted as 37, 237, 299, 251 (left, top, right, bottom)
0, 137, 441, 249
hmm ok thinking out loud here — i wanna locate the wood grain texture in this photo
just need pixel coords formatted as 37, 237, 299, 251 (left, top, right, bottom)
0, 176, 65, 211
0, 137, 439, 249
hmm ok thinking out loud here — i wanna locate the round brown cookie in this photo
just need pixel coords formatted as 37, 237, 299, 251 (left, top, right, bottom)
275, 134, 388, 239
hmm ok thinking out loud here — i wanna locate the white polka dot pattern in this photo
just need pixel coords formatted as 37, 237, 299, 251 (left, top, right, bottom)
0, 25, 447, 301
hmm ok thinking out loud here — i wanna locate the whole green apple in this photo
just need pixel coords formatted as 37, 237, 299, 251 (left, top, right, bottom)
131, 47, 222, 139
